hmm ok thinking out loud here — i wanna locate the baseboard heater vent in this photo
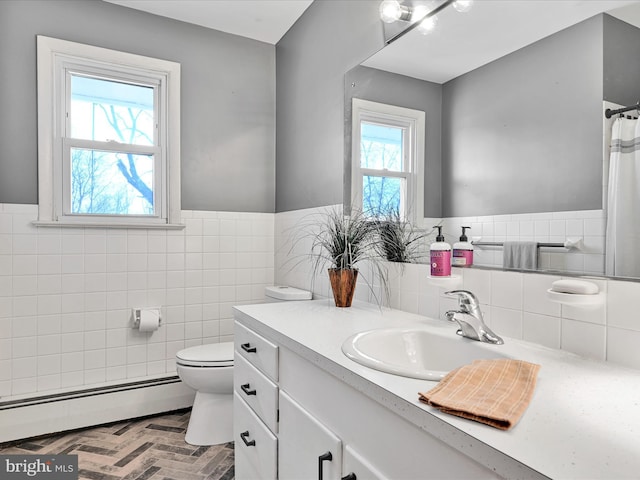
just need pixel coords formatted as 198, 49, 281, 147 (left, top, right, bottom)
0, 376, 181, 411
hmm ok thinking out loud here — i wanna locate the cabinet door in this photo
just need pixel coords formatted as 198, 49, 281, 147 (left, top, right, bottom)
234, 393, 277, 480
343, 445, 389, 480
279, 391, 342, 480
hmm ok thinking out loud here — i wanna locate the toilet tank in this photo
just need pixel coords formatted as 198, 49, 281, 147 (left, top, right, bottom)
264, 286, 312, 302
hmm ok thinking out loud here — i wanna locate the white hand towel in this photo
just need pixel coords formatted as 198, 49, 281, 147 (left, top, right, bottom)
503, 241, 538, 269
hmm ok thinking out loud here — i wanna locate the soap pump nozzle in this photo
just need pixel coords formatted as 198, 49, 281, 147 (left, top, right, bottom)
460, 226, 470, 242
434, 225, 445, 242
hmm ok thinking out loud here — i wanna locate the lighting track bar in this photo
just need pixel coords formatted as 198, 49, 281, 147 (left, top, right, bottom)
386, 0, 456, 45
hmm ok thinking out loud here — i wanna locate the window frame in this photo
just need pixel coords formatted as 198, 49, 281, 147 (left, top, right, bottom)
351, 98, 425, 224
36, 35, 182, 229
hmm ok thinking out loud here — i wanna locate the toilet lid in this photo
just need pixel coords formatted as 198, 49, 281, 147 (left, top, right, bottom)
176, 342, 234, 367
265, 285, 312, 301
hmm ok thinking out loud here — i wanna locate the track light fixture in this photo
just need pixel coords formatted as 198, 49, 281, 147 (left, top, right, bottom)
379, 0, 473, 36
379, 0, 413, 23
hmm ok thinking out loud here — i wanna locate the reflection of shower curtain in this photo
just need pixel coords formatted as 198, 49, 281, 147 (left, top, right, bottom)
606, 117, 640, 277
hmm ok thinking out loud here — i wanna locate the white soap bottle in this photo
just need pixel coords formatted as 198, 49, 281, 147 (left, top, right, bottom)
430, 226, 451, 276
452, 226, 474, 267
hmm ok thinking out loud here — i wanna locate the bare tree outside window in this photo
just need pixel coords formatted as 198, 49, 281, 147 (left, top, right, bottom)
70, 149, 153, 215
69, 74, 156, 216
360, 122, 404, 217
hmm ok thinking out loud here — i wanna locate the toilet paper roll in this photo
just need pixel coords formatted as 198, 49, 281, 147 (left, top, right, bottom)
139, 308, 161, 332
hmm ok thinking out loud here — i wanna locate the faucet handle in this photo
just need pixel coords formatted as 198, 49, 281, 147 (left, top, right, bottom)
444, 290, 502, 345
445, 290, 479, 309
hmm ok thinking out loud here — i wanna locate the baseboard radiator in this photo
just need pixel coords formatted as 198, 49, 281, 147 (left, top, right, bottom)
0, 376, 195, 443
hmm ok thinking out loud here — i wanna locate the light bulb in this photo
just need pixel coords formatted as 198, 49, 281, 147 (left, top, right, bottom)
379, 0, 403, 23
417, 14, 438, 34
411, 5, 429, 23
452, 0, 473, 13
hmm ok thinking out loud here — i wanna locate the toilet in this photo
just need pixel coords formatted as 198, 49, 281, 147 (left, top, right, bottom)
176, 341, 234, 446
176, 285, 311, 446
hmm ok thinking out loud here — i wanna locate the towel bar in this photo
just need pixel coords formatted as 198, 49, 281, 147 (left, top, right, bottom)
472, 241, 564, 248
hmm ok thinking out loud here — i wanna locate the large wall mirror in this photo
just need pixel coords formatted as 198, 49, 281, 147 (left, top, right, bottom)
345, 0, 640, 280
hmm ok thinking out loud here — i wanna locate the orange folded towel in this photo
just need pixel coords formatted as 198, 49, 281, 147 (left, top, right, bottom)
418, 358, 540, 431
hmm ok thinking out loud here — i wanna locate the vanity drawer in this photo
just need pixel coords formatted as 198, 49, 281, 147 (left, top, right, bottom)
234, 351, 278, 433
235, 321, 278, 381
234, 392, 277, 480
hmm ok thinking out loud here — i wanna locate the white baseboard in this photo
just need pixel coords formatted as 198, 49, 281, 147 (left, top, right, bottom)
0, 381, 195, 443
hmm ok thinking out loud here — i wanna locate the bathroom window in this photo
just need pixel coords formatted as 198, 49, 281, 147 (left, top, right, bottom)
351, 99, 424, 223
36, 36, 182, 227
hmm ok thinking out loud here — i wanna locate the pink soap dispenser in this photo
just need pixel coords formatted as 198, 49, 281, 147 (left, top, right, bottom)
452, 226, 474, 267
430, 226, 451, 276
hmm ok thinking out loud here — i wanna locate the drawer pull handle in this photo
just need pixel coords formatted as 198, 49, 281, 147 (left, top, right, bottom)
241, 343, 257, 353
318, 451, 332, 480
342, 474, 357, 480
240, 430, 256, 447
241, 383, 257, 396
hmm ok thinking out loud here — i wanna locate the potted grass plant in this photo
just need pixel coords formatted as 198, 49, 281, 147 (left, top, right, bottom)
373, 209, 434, 264
294, 206, 388, 307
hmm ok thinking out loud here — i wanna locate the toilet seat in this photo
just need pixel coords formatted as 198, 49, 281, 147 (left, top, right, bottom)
176, 342, 234, 367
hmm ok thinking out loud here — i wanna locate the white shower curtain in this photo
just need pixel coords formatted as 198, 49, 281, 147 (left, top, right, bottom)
606, 117, 640, 277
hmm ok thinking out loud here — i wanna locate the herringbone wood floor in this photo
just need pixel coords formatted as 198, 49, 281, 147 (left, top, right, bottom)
0, 409, 234, 480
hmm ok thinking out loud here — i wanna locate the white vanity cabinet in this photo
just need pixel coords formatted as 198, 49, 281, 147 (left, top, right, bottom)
234, 299, 640, 479
234, 318, 499, 480
233, 322, 279, 480
278, 391, 344, 480
278, 347, 496, 480
279, 390, 387, 480
343, 445, 388, 480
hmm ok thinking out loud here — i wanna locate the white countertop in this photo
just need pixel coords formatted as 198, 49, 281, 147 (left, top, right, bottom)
233, 299, 640, 480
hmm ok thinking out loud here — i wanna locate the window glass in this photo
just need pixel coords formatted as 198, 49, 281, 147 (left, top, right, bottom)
351, 99, 424, 225
362, 175, 403, 216
70, 74, 155, 145
69, 148, 154, 215
360, 122, 404, 172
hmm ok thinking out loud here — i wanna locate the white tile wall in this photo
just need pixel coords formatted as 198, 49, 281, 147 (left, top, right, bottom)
276, 206, 640, 373
441, 209, 606, 275
0, 204, 274, 401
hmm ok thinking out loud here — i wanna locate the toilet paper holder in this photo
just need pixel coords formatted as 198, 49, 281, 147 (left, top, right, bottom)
132, 308, 162, 329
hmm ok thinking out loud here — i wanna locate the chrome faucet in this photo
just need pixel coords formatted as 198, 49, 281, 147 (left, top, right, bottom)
444, 290, 504, 345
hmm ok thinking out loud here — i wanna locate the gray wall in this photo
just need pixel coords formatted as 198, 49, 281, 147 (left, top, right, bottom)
344, 66, 443, 217
441, 15, 604, 217
603, 14, 640, 106
275, 0, 383, 212
0, 0, 275, 212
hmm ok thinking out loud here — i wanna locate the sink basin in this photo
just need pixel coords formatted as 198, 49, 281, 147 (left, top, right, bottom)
342, 326, 508, 381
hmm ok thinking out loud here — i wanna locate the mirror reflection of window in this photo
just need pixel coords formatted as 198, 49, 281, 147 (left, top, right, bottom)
351, 99, 425, 223
360, 121, 406, 216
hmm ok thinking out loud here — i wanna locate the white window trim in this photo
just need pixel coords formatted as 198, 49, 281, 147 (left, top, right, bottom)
36, 35, 183, 229
351, 98, 425, 225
